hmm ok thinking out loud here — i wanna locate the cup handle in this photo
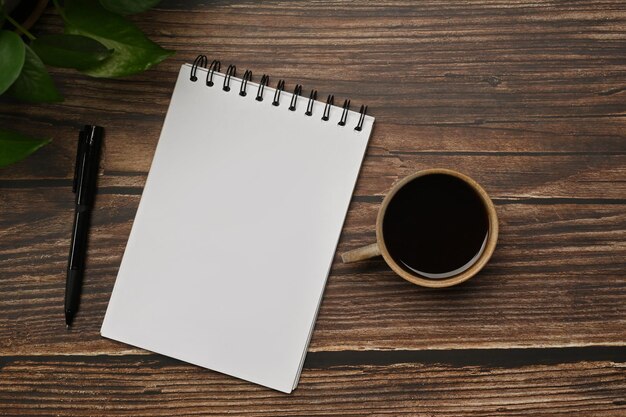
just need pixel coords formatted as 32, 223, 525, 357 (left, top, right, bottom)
341, 243, 381, 263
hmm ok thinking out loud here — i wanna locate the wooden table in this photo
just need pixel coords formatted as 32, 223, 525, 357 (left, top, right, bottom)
1, 1, 624, 415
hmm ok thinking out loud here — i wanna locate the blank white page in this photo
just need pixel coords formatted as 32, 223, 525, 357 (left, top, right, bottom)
101, 64, 374, 393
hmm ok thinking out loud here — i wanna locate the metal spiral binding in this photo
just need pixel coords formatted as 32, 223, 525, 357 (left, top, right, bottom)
322, 95, 334, 121
256, 75, 269, 101
338, 99, 350, 126
223, 65, 236, 91
189, 55, 368, 130
206, 60, 220, 87
288, 85, 302, 111
239, 70, 252, 96
190, 55, 207, 81
272, 80, 285, 106
305, 90, 317, 116
355, 105, 368, 131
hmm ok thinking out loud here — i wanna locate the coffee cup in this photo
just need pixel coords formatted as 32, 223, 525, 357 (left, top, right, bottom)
341, 168, 498, 288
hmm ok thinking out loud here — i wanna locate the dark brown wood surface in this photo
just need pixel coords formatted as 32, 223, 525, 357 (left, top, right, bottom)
1, 0, 624, 415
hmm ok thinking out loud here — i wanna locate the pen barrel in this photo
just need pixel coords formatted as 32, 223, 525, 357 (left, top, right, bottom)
68, 208, 89, 269
65, 208, 90, 322
65, 268, 82, 314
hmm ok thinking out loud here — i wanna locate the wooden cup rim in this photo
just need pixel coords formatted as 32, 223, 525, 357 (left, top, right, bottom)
375, 168, 499, 288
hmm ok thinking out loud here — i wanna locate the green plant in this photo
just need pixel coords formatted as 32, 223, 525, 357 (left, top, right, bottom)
0, 0, 174, 167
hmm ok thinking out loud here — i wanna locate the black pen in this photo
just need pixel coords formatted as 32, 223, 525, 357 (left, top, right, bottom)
66, 125, 103, 328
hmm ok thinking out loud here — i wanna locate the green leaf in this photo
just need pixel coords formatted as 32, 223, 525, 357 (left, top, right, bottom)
0, 30, 26, 95
99, 0, 161, 15
64, 0, 174, 78
31, 34, 113, 70
7, 44, 63, 102
0, 129, 51, 168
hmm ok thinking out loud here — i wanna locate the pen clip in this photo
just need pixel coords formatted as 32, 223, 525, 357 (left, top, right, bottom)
73, 130, 87, 193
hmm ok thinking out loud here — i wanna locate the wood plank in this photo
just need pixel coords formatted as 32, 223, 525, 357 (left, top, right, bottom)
0, 350, 624, 416
1, 144, 625, 200
1, 187, 623, 354
0, 120, 625, 195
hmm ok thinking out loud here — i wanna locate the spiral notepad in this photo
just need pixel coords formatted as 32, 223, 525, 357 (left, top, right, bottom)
101, 56, 375, 393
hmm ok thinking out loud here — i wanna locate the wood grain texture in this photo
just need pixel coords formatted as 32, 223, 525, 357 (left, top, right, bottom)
0, 0, 624, 414
1, 350, 625, 417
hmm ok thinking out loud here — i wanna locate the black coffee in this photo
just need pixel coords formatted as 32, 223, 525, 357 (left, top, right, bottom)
382, 174, 489, 279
